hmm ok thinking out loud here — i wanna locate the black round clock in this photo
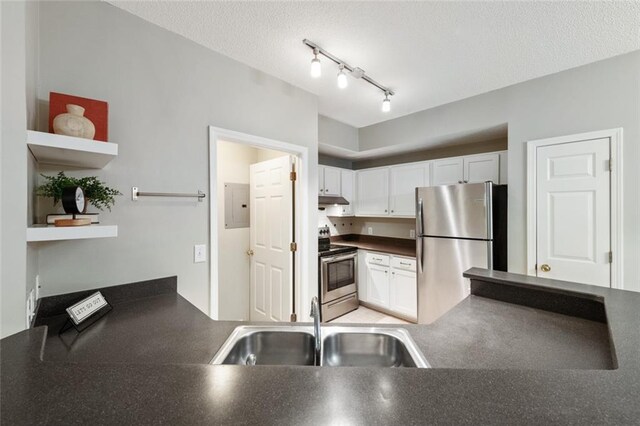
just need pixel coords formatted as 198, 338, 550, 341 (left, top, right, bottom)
62, 186, 86, 214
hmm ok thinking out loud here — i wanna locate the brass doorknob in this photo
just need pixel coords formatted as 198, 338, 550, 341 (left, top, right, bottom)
540, 264, 551, 272
246, 249, 254, 256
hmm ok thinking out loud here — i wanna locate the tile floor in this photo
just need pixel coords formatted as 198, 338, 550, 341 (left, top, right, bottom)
329, 305, 411, 324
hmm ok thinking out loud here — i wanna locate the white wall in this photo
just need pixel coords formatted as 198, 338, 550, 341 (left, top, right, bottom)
216, 140, 287, 321
33, 1, 318, 316
318, 115, 359, 151
0, 1, 40, 338
359, 51, 640, 291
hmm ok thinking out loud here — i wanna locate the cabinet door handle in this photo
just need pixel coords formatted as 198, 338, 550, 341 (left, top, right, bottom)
400, 262, 410, 266
384, 270, 388, 274
384, 209, 388, 213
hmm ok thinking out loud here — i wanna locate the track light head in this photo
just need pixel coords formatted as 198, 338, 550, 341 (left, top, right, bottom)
310, 48, 321, 78
337, 64, 348, 89
382, 92, 391, 112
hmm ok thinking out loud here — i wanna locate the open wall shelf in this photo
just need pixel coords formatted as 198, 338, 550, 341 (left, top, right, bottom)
27, 225, 118, 242
27, 130, 118, 169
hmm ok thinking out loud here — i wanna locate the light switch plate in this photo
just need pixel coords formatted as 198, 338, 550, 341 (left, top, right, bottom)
367, 227, 373, 235
194, 244, 207, 263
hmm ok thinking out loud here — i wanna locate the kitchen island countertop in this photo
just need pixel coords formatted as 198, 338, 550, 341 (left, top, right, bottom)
2, 270, 639, 425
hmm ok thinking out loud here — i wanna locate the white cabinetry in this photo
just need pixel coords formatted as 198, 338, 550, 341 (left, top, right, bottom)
389, 162, 430, 217
433, 153, 500, 185
361, 250, 417, 321
356, 168, 389, 216
337, 169, 355, 216
432, 157, 463, 186
319, 166, 341, 196
464, 153, 500, 184
389, 257, 417, 319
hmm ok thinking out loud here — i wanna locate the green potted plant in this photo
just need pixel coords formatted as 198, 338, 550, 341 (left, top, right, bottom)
37, 171, 122, 212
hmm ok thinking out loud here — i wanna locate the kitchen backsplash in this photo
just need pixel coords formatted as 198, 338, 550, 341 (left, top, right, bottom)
320, 210, 415, 240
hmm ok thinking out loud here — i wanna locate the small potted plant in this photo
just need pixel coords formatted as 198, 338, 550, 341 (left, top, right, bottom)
37, 171, 121, 213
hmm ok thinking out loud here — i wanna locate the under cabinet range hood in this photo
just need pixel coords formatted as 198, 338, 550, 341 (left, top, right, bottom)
318, 195, 349, 205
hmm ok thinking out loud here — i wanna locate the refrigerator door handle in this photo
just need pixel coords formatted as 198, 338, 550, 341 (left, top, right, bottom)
417, 197, 424, 236
417, 197, 424, 273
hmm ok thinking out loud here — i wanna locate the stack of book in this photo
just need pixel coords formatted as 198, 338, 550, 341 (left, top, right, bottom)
46, 213, 99, 225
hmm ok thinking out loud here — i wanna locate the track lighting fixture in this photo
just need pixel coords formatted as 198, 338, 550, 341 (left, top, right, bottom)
303, 39, 394, 111
337, 64, 348, 89
382, 92, 391, 112
310, 48, 321, 78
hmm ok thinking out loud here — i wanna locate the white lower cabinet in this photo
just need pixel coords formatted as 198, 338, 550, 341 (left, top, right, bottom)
366, 263, 390, 308
390, 268, 417, 319
361, 250, 417, 320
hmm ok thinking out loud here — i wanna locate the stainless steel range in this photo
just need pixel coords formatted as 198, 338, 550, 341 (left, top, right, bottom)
318, 226, 359, 322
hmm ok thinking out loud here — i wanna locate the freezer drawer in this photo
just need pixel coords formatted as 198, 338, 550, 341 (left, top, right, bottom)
417, 237, 491, 324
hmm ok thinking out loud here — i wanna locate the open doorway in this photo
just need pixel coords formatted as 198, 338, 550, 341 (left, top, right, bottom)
209, 127, 312, 322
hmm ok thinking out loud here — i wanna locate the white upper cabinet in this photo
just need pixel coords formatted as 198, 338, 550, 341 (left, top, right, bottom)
319, 166, 342, 196
432, 157, 464, 185
389, 162, 430, 217
338, 169, 355, 216
464, 153, 500, 184
433, 153, 501, 185
356, 167, 389, 216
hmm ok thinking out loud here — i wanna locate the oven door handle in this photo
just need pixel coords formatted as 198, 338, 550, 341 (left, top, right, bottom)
320, 253, 357, 264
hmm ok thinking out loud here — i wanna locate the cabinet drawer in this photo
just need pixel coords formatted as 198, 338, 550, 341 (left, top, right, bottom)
392, 256, 416, 271
366, 252, 390, 266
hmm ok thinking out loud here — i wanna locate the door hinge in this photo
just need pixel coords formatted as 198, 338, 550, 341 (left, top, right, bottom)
290, 171, 297, 181
534, 263, 537, 271
609, 252, 613, 263
607, 159, 612, 172
290, 242, 297, 252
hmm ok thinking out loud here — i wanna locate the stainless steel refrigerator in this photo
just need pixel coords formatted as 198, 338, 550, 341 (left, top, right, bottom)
416, 182, 507, 324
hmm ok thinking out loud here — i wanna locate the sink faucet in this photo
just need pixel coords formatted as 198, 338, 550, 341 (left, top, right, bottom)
310, 296, 321, 363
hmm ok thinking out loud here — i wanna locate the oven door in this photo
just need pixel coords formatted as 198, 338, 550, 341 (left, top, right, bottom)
320, 252, 358, 303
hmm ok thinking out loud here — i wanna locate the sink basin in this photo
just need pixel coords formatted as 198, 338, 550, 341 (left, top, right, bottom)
210, 325, 429, 368
210, 326, 315, 366
322, 329, 426, 368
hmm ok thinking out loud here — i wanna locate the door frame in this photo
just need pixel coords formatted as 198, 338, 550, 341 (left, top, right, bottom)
526, 128, 623, 288
208, 126, 311, 320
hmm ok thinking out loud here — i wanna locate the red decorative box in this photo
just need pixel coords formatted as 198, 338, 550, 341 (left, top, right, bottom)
49, 92, 109, 142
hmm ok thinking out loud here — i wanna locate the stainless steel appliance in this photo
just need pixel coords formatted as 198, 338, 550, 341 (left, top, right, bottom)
318, 226, 359, 322
416, 182, 507, 324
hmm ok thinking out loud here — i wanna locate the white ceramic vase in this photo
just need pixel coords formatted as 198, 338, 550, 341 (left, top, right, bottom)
52, 104, 96, 139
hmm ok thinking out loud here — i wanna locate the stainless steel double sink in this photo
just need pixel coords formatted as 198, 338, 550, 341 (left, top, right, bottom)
210, 326, 430, 368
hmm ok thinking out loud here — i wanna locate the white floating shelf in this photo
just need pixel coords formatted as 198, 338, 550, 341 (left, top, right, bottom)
27, 225, 118, 242
27, 130, 118, 169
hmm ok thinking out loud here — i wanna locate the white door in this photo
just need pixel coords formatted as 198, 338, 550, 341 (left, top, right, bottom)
389, 162, 428, 217
390, 269, 417, 319
250, 155, 293, 321
356, 168, 389, 215
366, 264, 390, 308
432, 157, 463, 185
464, 153, 500, 184
535, 138, 610, 287
323, 167, 341, 196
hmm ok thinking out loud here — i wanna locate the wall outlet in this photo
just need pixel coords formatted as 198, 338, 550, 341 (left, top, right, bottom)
410, 229, 416, 238
194, 244, 207, 263
367, 227, 373, 235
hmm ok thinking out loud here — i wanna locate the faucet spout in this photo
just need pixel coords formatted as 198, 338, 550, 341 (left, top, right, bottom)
310, 296, 321, 364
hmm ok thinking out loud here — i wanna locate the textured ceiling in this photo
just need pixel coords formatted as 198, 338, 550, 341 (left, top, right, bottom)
108, 1, 640, 128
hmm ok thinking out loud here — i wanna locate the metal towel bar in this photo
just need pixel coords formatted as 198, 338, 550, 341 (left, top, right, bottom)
131, 187, 206, 202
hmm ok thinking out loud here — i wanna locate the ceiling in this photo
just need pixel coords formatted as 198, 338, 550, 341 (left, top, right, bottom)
108, 1, 640, 129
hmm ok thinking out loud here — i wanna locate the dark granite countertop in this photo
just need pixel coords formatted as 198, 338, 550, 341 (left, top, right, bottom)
2, 271, 640, 424
331, 234, 416, 257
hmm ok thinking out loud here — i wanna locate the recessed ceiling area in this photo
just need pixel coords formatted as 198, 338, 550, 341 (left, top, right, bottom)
108, 1, 640, 129
319, 124, 508, 160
